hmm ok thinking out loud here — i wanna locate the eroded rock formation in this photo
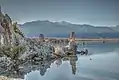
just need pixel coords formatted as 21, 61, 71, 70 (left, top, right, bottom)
0, 8, 24, 46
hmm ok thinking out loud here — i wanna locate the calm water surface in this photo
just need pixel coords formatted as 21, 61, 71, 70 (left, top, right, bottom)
25, 43, 119, 80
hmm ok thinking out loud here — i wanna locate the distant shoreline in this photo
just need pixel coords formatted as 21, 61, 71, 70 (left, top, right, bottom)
31, 37, 119, 43
75, 38, 119, 41
75, 38, 119, 43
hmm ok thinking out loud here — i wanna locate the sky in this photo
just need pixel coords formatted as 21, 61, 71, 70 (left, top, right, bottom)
0, 0, 119, 26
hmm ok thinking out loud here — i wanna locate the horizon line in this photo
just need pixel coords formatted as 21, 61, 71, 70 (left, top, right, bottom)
19, 20, 118, 27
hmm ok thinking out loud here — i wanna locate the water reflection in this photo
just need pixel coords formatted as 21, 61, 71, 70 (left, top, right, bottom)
62, 55, 78, 75
24, 43, 119, 80
0, 55, 78, 79
0, 58, 55, 78
55, 58, 62, 67
69, 55, 77, 75
24, 55, 79, 80
1, 43, 119, 80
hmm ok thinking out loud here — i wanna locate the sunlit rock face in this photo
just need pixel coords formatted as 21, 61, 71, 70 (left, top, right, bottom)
0, 11, 14, 46
0, 22, 5, 45
0, 6, 25, 46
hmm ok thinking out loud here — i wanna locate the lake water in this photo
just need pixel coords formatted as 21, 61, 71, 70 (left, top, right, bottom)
24, 43, 119, 80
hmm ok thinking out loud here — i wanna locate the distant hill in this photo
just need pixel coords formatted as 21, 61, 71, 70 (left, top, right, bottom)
111, 25, 119, 32
19, 20, 119, 38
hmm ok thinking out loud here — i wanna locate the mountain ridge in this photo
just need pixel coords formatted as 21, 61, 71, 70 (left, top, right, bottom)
19, 20, 119, 38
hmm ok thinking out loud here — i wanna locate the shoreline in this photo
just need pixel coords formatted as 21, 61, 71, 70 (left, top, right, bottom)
30, 37, 119, 43
32, 37, 119, 40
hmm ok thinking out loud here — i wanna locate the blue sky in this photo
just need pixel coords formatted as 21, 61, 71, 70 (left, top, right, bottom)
0, 0, 119, 26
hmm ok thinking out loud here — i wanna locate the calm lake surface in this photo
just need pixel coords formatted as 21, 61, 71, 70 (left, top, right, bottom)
24, 43, 119, 80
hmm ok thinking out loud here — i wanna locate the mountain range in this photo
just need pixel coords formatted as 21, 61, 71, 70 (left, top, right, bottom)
19, 20, 119, 38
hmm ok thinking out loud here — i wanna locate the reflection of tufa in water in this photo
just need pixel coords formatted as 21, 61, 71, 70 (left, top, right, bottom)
0, 58, 56, 78
63, 55, 78, 75
55, 58, 62, 67
69, 55, 78, 75
0, 55, 78, 79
